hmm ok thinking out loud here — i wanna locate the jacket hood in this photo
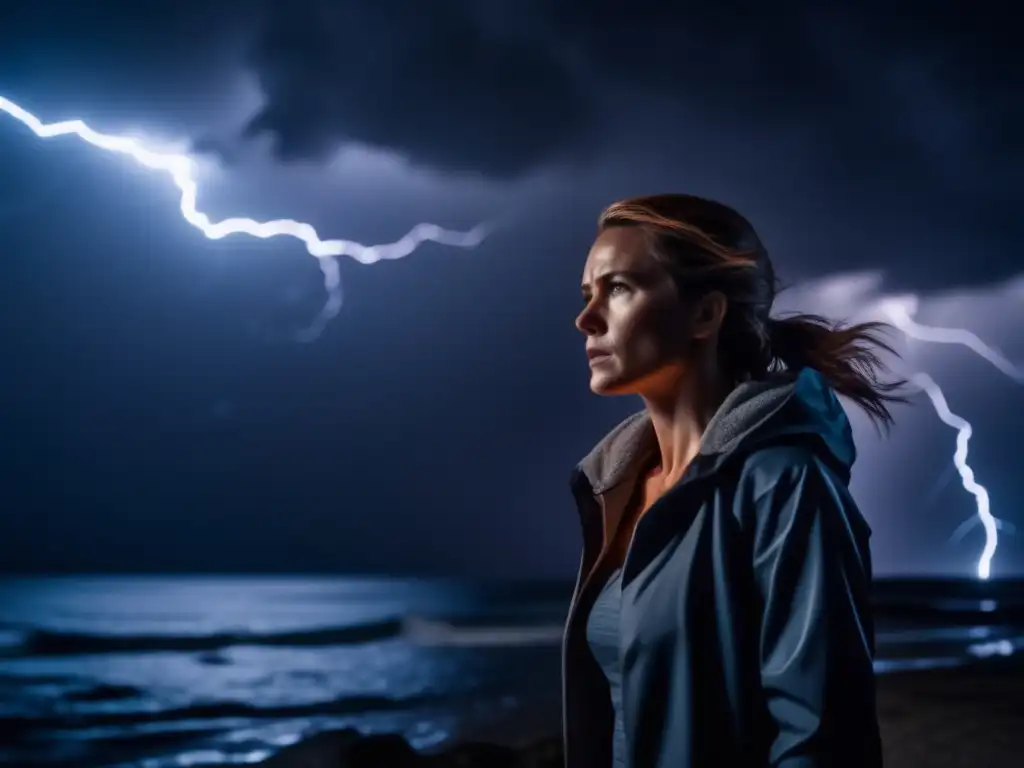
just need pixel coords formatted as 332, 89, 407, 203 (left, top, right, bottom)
576, 367, 856, 495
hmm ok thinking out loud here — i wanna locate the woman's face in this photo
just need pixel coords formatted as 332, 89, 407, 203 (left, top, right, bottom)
576, 227, 696, 397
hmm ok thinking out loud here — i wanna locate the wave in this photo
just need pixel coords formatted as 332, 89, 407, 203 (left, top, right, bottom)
401, 617, 564, 647
0, 691, 440, 739
0, 617, 405, 657
0, 613, 570, 657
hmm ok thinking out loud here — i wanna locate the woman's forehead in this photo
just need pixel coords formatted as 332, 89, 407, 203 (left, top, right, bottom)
584, 228, 652, 277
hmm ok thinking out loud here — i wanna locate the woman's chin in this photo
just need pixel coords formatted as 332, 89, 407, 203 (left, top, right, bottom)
589, 370, 633, 397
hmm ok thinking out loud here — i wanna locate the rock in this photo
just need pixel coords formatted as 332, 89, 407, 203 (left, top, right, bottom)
258, 728, 565, 768
516, 735, 563, 768
344, 733, 422, 767
259, 728, 362, 768
424, 741, 518, 768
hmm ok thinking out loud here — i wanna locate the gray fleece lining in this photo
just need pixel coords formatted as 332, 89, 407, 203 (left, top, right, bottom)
578, 372, 801, 494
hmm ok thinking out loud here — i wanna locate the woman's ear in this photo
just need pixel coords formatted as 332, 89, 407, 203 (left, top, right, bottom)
690, 291, 728, 340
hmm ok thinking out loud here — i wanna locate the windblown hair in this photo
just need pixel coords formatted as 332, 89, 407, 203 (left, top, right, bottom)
598, 193, 908, 431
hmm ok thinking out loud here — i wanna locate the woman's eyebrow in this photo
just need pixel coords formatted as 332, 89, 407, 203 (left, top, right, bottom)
581, 269, 643, 291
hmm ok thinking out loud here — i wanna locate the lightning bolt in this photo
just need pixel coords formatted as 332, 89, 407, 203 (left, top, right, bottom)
908, 373, 996, 580
879, 298, 1022, 580
881, 298, 1024, 383
0, 95, 489, 339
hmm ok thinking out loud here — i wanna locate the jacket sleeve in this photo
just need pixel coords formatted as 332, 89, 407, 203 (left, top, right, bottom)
749, 453, 883, 768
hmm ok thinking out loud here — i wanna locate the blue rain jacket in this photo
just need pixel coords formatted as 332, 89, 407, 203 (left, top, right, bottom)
562, 368, 883, 768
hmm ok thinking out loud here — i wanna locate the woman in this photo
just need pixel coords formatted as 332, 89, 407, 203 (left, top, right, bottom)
564, 194, 903, 768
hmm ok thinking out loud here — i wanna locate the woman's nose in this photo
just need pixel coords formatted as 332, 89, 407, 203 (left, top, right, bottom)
575, 301, 604, 335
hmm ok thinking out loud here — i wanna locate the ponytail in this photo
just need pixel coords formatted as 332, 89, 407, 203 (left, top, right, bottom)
768, 314, 908, 431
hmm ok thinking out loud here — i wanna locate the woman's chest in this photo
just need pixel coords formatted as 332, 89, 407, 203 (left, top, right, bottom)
615, 485, 751, 653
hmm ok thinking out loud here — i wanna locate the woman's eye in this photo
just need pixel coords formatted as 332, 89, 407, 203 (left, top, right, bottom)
581, 282, 628, 306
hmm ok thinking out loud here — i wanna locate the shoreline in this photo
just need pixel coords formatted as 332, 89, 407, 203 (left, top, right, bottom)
260, 655, 1024, 767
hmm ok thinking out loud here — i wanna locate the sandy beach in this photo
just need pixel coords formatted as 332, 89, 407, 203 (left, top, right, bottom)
262, 656, 1024, 767
876, 659, 1024, 768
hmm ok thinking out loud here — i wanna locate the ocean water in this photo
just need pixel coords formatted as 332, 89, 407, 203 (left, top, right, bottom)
2, 575, 1023, 768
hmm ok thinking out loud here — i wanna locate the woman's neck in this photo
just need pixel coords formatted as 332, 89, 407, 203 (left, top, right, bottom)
641, 366, 732, 486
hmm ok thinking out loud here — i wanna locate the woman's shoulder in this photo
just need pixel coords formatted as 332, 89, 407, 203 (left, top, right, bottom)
732, 441, 852, 506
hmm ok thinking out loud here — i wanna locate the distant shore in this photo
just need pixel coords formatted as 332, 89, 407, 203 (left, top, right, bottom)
261, 654, 1024, 767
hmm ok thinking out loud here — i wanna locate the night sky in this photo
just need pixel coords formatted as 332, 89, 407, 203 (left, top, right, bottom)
0, 1, 1020, 578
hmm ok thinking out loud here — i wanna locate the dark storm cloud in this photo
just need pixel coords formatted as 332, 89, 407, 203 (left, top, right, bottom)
237, 0, 1022, 289
243, 0, 1020, 183
239, 0, 600, 177
242, 0, 827, 176
3, 0, 1018, 287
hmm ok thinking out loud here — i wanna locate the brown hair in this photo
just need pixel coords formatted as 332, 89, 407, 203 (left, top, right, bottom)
598, 193, 907, 430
